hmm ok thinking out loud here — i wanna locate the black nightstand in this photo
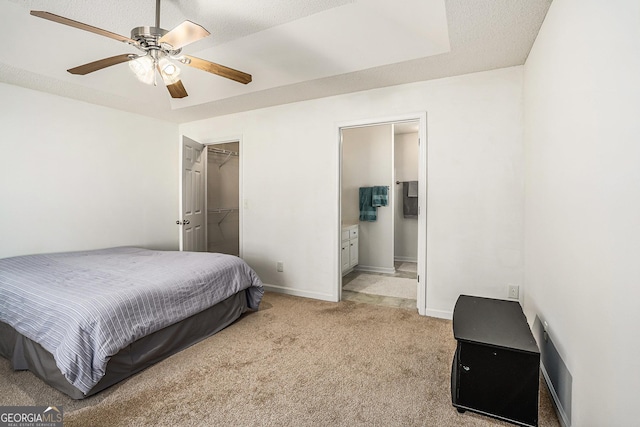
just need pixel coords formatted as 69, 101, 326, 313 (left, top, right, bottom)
451, 295, 540, 427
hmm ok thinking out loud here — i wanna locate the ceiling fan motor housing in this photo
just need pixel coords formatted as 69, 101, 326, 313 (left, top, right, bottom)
131, 26, 168, 48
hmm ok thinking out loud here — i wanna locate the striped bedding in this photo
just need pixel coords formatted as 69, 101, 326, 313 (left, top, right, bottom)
0, 247, 264, 395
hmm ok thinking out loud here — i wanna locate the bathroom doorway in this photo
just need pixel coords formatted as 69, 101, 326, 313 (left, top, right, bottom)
338, 113, 427, 314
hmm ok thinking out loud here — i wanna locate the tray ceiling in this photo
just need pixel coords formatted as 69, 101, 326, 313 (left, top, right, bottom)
0, 0, 552, 122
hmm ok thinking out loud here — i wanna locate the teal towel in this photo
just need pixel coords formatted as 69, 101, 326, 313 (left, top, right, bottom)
359, 187, 377, 221
372, 186, 388, 207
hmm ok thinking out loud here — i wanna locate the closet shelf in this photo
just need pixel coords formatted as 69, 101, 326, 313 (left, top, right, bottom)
208, 208, 239, 214
208, 208, 239, 225
208, 147, 238, 156
208, 147, 238, 169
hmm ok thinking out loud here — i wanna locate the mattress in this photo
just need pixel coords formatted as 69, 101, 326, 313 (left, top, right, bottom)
0, 247, 264, 398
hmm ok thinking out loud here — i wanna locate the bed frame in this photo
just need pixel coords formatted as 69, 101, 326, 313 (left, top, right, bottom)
0, 291, 248, 399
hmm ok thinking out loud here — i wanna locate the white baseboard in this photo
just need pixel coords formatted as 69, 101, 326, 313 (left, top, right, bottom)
262, 284, 337, 302
532, 316, 572, 427
425, 308, 453, 320
355, 265, 396, 274
394, 256, 417, 263
541, 363, 571, 427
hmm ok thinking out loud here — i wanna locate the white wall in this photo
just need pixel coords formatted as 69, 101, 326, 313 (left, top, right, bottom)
180, 66, 524, 311
394, 132, 419, 262
342, 124, 394, 272
523, 0, 640, 425
0, 83, 179, 259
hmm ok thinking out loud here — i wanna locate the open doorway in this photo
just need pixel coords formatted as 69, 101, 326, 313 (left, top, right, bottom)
206, 142, 240, 256
180, 135, 243, 257
338, 114, 427, 315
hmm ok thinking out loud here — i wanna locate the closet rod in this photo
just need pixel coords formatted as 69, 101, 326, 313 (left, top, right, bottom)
207, 147, 238, 156
208, 208, 239, 214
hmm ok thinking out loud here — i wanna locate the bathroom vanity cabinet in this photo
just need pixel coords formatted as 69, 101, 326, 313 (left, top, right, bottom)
341, 224, 358, 275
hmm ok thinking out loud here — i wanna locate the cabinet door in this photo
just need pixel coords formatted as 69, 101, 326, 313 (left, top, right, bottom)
341, 241, 350, 272
349, 237, 358, 268
457, 342, 539, 426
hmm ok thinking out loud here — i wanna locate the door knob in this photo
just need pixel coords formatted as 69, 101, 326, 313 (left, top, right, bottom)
176, 220, 182, 225
184, 220, 190, 225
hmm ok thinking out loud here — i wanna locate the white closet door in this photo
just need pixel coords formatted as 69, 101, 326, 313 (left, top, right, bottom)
181, 136, 206, 252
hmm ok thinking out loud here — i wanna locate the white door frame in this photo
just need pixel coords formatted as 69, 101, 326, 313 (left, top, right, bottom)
179, 134, 244, 257
337, 112, 428, 315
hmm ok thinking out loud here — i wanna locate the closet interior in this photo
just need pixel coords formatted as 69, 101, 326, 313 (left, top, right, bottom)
206, 142, 239, 256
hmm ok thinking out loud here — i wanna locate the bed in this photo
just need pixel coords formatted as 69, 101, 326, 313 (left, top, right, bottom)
0, 246, 264, 399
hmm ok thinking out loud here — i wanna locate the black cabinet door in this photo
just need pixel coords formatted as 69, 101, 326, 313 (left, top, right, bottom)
457, 341, 539, 426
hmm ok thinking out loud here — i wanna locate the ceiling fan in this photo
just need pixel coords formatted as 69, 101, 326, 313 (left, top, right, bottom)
30, 0, 252, 99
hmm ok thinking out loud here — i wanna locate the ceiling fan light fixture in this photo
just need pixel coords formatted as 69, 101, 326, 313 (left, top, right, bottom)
158, 57, 181, 84
129, 55, 155, 85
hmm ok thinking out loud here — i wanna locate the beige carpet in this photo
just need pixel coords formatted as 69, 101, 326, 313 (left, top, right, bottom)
344, 274, 417, 300
0, 292, 560, 427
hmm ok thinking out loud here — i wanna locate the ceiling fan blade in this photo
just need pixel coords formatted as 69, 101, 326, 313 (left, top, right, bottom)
159, 20, 210, 50
30, 11, 136, 45
183, 55, 252, 85
68, 54, 135, 75
166, 80, 188, 98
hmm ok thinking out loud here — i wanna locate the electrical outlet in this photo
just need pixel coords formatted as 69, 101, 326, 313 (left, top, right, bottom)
277, 261, 284, 272
508, 285, 519, 299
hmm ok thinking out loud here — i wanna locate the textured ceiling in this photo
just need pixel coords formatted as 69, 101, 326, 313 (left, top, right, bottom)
0, 0, 552, 123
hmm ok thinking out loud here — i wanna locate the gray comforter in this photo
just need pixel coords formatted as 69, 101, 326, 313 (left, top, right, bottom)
0, 247, 264, 395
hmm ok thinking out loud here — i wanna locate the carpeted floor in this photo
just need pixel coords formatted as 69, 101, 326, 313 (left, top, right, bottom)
0, 292, 560, 426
